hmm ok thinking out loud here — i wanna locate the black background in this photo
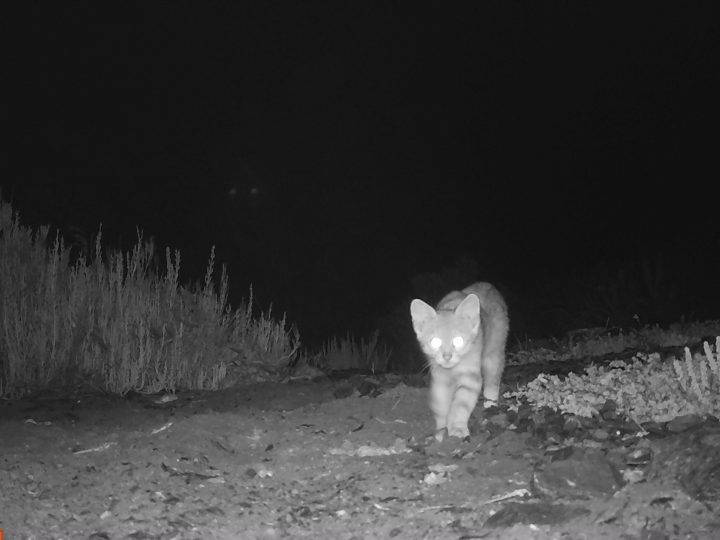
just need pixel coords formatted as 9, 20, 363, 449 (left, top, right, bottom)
5, 3, 719, 347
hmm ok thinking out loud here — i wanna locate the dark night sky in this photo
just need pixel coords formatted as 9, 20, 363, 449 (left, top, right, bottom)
5, 3, 719, 346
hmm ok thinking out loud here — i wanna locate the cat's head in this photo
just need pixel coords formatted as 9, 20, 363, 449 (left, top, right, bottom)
410, 294, 480, 369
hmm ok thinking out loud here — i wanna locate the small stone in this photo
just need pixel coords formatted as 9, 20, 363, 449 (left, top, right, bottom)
601, 410, 621, 421
488, 412, 510, 428
333, 384, 354, 399
532, 449, 622, 499
641, 421, 667, 435
622, 467, 646, 484
516, 403, 533, 422
600, 399, 617, 413
625, 447, 652, 467
532, 410, 548, 427
600, 400, 620, 421
618, 419, 644, 436
562, 415, 582, 434
545, 445, 574, 462
592, 429, 609, 441
357, 378, 380, 397
484, 502, 589, 528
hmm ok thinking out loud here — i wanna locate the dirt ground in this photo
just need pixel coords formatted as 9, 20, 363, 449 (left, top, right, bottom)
1, 369, 718, 539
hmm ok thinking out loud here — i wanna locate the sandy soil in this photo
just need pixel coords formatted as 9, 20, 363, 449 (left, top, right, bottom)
1, 372, 718, 539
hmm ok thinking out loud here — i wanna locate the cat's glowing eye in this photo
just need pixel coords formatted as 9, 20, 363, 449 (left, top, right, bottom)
452, 336, 464, 349
430, 337, 442, 350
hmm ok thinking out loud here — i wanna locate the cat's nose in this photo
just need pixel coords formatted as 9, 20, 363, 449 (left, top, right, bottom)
443, 352, 453, 362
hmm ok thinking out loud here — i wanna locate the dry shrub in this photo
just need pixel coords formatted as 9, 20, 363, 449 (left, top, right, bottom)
0, 199, 300, 398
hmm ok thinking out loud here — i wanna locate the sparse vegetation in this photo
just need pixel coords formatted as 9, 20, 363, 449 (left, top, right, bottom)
0, 199, 300, 399
504, 338, 720, 424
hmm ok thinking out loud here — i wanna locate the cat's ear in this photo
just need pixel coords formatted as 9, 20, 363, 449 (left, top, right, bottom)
410, 299, 436, 334
456, 294, 480, 330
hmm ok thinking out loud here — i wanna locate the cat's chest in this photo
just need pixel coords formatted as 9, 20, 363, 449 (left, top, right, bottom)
431, 354, 480, 381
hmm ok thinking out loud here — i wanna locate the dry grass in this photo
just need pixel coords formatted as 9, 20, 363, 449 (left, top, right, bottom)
0, 199, 300, 398
319, 331, 391, 373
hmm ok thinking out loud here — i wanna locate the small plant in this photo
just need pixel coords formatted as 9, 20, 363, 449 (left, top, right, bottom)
673, 337, 720, 404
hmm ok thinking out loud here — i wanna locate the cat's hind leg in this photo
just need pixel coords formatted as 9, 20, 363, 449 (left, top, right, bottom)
481, 350, 505, 407
481, 315, 508, 407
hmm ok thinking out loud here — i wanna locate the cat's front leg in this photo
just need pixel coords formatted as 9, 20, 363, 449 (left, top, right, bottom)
429, 375, 453, 441
446, 376, 481, 439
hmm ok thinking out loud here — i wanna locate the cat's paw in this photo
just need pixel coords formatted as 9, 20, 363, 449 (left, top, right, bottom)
483, 398, 498, 409
446, 424, 470, 439
434, 428, 447, 442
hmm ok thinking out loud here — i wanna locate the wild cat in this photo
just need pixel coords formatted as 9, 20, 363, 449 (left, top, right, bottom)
410, 282, 509, 441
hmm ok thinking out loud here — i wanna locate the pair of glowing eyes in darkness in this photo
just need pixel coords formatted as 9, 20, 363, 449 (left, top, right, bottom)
430, 336, 465, 351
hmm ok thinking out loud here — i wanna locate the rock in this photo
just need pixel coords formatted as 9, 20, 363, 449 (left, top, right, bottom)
600, 399, 621, 422
600, 399, 617, 413
333, 384, 354, 399
618, 445, 653, 484
667, 414, 703, 433
641, 421, 667, 436
545, 445, 574, 462
625, 447, 652, 467
532, 448, 623, 499
484, 501, 589, 528
511, 402, 535, 432
618, 418, 645, 436
648, 423, 720, 501
488, 412, 510, 429
562, 415, 582, 435
532, 408, 549, 428
356, 377, 380, 397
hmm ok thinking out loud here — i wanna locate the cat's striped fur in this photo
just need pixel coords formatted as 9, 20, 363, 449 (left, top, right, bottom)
410, 282, 509, 441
